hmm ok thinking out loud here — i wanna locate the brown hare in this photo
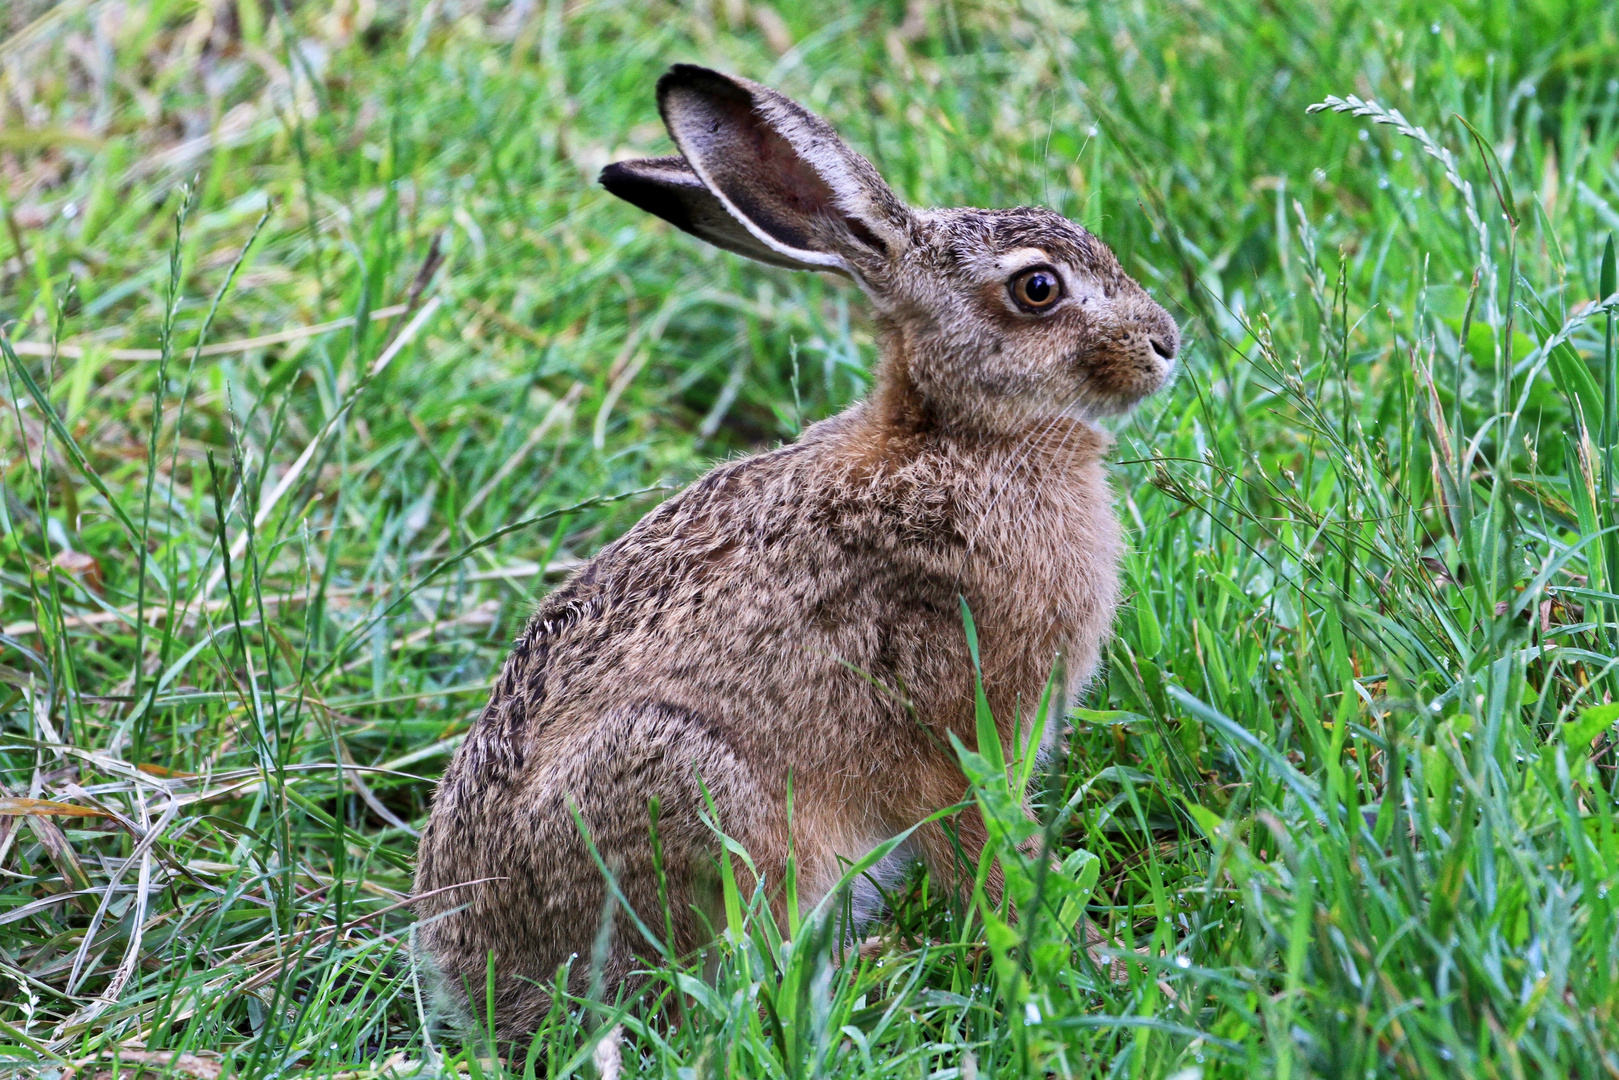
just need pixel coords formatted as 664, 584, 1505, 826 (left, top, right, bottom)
414, 63, 1178, 1038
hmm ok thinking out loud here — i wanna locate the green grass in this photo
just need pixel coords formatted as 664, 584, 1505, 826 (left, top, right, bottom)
4, 0, 1619, 1075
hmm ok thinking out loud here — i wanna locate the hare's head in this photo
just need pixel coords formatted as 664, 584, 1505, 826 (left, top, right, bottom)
602, 65, 1178, 435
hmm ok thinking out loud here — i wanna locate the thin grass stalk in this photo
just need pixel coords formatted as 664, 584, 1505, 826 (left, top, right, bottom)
128, 204, 274, 764
1601, 235, 1618, 663
131, 187, 193, 765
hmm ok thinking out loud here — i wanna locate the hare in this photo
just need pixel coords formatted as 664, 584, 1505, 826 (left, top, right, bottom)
414, 64, 1178, 1038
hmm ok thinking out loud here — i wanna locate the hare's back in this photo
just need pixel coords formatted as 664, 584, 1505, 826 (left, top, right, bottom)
477, 435, 967, 771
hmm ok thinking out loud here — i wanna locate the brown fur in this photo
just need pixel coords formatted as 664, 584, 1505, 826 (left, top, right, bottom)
414, 65, 1178, 1039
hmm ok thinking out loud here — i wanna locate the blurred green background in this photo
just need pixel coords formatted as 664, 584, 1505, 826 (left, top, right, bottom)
4, 1, 1619, 1076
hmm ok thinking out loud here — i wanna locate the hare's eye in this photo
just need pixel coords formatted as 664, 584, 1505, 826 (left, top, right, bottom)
1010, 268, 1063, 312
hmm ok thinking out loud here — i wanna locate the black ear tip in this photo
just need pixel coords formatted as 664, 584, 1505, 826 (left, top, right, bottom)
662, 62, 721, 83
657, 63, 749, 105
656, 65, 698, 98
598, 159, 701, 233
600, 157, 702, 197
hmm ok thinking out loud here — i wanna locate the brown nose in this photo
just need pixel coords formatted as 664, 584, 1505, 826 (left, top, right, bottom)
1150, 336, 1175, 360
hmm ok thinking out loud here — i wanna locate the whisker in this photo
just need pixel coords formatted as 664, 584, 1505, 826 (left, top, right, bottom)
964, 392, 1088, 556
997, 413, 1092, 563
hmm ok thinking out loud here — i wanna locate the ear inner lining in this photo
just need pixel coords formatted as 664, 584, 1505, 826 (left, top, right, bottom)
658, 67, 894, 266
842, 215, 888, 256
724, 102, 891, 256
683, 91, 834, 254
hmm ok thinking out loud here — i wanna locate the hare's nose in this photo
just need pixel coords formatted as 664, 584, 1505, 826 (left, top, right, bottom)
1149, 336, 1176, 361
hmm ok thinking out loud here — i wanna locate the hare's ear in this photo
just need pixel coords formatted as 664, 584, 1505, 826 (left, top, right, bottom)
653, 64, 913, 275
599, 156, 828, 271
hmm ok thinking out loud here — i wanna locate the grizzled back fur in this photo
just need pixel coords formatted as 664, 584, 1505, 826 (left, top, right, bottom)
414, 63, 1179, 1042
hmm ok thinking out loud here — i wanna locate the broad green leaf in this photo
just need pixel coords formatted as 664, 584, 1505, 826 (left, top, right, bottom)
1567, 702, 1619, 748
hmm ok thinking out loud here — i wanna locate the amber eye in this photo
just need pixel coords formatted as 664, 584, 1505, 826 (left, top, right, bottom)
1010, 267, 1063, 311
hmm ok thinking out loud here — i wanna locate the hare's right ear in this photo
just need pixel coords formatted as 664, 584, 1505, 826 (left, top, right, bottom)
651, 64, 913, 277
599, 156, 828, 271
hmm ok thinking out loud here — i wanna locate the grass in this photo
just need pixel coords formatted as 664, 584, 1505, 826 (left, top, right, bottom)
3, 0, 1619, 1075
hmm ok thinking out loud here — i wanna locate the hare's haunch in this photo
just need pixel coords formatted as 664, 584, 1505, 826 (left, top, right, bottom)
414, 64, 1178, 1037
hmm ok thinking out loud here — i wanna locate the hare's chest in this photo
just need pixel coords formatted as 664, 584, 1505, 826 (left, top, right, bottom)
979, 461, 1120, 585
966, 467, 1124, 676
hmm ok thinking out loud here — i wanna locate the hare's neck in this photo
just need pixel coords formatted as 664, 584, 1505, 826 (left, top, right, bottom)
954, 418, 1114, 544
870, 345, 939, 436
955, 420, 1123, 696
868, 324, 1094, 442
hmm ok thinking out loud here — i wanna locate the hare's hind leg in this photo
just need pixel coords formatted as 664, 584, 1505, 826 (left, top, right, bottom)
416, 701, 778, 1041
912, 805, 1005, 908
559, 702, 785, 984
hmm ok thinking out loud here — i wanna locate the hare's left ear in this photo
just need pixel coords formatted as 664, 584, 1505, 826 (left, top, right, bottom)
652, 64, 914, 276
600, 156, 830, 271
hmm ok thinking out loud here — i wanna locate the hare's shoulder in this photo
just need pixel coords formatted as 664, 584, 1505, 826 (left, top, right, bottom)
514, 437, 836, 640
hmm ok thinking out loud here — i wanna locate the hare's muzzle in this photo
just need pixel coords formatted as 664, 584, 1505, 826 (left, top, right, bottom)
1082, 297, 1180, 411
1137, 297, 1181, 375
